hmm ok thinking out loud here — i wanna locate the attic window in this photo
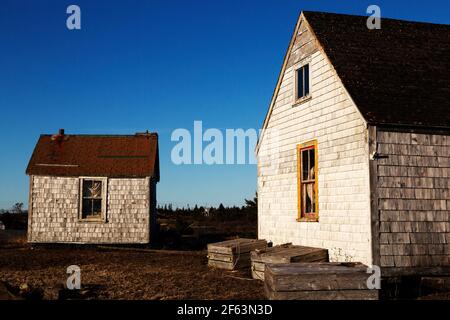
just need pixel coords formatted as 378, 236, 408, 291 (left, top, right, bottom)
80, 178, 106, 221
295, 64, 310, 102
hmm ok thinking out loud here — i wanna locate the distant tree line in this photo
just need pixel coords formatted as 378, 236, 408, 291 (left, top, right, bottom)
157, 193, 257, 223
0, 202, 28, 230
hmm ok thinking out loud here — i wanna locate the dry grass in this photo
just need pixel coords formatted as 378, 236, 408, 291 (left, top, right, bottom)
0, 246, 265, 300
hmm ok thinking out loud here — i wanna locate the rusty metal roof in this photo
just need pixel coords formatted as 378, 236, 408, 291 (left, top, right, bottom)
26, 131, 159, 180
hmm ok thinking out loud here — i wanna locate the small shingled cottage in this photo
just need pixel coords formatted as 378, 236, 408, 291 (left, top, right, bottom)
256, 11, 450, 276
26, 129, 159, 244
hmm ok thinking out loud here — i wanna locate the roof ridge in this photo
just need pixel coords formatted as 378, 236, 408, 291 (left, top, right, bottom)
302, 10, 450, 27
39, 133, 158, 138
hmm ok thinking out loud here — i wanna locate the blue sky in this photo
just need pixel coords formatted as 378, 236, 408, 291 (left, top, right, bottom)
0, 0, 449, 209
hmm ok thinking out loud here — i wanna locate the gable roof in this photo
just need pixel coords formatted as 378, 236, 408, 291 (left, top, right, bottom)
26, 131, 159, 180
303, 11, 450, 128
257, 11, 450, 151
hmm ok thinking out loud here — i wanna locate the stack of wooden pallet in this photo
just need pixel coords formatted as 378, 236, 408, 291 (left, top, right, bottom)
207, 238, 267, 270
265, 262, 379, 300
251, 243, 328, 280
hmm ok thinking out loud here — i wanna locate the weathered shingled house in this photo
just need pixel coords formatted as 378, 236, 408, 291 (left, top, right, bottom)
257, 11, 450, 275
26, 130, 159, 244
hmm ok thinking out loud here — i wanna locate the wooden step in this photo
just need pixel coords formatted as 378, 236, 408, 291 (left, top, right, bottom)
251, 244, 328, 280
265, 262, 379, 300
207, 238, 267, 270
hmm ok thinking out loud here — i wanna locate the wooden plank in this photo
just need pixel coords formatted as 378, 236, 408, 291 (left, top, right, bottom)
266, 262, 366, 275
266, 270, 370, 291
251, 270, 265, 281
251, 245, 328, 280
251, 244, 328, 264
382, 266, 450, 277
208, 258, 251, 270
265, 284, 378, 300
208, 252, 250, 263
265, 262, 370, 291
252, 261, 266, 272
27, 176, 33, 242
369, 125, 381, 267
207, 239, 267, 255
421, 276, 450, 292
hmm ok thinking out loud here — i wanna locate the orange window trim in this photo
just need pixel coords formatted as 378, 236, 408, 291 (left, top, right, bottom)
296, 140, 318, 222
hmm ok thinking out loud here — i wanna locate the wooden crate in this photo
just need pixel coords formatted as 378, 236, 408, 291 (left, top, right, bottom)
251, 243, 328, 280
265, 262, 379, 300
207, 238, 267, 270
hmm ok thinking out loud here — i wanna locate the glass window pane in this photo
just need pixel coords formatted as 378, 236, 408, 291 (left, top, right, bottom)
297, 68, 304, 99
302, 150, 309, 180
305, 183, 313, 214
82, 199, 92, 218
304, 64, 310, 96
90, 181, 102, 198
302, 184, 307, 215
309, 149, 315, 180
92, 199, 102, 216
82, 180, 93, 198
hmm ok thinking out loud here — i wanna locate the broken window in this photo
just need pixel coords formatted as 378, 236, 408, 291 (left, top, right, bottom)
80, 179, 105, 220
295, 64, 310, 101
297, 141, 318, 221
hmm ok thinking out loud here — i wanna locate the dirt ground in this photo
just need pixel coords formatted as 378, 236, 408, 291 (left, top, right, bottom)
0, 245, 265, 300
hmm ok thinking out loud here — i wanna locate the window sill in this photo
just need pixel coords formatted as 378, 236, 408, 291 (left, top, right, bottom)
292, 95, 312, 107
296, 217, 319, 223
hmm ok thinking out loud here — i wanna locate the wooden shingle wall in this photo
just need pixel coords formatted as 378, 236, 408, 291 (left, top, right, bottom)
377, 130, 450, 267
28, 176, 151, 244
257, 18, 372, 265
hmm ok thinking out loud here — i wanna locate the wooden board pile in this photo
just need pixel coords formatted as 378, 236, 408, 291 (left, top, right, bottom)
265, 262, 379, 300
251, 243, 328, 280
207, 238, 267, 270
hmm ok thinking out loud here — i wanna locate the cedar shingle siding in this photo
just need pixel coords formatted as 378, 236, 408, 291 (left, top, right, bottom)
377, 130, 450, 268
26, 132, 159, 244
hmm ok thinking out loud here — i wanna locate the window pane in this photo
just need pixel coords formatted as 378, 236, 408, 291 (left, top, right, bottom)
302, 184, 307, 214
305, 183, 313, 214
302, 150, 309, 180
82, 199, 92, 218
92, 199, 102, 216
309, 148, 315, 180
304, 64, 310, 96
82, 180, 93, 197
297, 68, 304, 99
90, 181, 102, 198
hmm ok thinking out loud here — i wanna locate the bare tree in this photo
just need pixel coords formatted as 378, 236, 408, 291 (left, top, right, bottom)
11, 202, 24, 214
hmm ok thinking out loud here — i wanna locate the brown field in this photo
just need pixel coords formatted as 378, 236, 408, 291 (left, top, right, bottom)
0, 242, 264, 300
0, 211, 263, 300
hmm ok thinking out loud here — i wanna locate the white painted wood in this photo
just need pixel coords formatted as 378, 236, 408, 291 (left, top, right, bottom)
257, 19, 372, 265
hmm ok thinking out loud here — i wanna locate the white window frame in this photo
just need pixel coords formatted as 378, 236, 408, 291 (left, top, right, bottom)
79, 177, 108, 222
293, 59, 312, 105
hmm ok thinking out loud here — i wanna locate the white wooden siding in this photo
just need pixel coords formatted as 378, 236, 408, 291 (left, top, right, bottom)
257, 21, 372, 264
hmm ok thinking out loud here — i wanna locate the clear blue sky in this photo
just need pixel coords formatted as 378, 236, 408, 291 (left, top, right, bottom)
0, 0, 449, 209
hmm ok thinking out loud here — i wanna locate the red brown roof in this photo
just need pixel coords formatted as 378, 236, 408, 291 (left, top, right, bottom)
26, 131, 159, 180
